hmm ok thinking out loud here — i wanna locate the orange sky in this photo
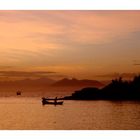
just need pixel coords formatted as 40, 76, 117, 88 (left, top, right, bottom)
0, 11, 140, 80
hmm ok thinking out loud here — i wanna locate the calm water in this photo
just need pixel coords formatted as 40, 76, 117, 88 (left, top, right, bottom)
0, 97, 140, 130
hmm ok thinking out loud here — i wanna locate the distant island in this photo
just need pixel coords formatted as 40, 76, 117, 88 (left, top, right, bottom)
51, 78, 103, 88
0, 77, 104, 97
0, 77, 103, 92
63, 75, 140, 100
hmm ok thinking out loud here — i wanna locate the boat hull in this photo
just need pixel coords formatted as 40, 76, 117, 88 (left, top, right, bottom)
42, 100, 63, 105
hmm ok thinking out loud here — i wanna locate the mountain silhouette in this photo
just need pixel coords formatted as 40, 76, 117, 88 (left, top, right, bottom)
0, 77, 55, 89
51, 78, 104, 88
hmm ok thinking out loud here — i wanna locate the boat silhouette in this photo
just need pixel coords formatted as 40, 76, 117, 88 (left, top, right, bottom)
42, 97, 63, 105
16, 91, 21, 96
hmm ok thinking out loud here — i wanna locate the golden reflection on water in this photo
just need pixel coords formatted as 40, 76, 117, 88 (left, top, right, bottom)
0, 98, 140, 130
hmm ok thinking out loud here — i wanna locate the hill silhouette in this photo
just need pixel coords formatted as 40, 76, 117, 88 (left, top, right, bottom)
51, 78, 104, 88
0, 77, 103, 89
63, 75, 140, 100
0, 77, 55, 90
0, 77, 104, 96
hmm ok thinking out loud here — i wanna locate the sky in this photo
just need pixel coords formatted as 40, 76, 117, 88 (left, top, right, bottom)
0, 10, 140, 80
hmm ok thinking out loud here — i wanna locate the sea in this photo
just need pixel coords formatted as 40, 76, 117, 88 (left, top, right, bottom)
0, 96, 139, 130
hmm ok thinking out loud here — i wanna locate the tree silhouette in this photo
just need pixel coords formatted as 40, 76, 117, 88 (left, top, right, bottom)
64, 75, 140, 100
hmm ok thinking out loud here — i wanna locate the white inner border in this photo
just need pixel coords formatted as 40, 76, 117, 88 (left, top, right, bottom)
0, 131, 140, 140
0, 0, 140, 139
0, 0, 139, 10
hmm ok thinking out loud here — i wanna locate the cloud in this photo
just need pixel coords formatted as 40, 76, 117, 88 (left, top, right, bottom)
0, 71, 55, 77
2, 11, 136, 42
0, 70, 67, 81
96, 73, 140, 79
1, 11, 140, 47
133, 64, 140, 66
0, 66, 14, 69
133, 59, 140, 66
0, 11, 140, 79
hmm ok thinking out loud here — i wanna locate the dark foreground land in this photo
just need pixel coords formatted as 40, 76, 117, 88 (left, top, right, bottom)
63, 75, 140, 100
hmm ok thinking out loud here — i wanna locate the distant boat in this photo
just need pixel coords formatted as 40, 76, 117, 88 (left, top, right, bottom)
16, 91, 21, 96
42, 97, 63, 105
42, 97, 63, 100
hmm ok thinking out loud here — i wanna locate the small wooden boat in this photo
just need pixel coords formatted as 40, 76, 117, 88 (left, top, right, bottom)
17, 91, 21, 96
42, 97, 63, 100
42, 97, 63, 105
42, 100, 63, 105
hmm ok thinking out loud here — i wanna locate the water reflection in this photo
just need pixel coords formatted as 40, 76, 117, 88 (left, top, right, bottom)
0, 98, 139, 130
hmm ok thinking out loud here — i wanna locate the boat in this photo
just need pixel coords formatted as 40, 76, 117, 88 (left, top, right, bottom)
42, 97, 63, 100
42, 97, 64, 105
42, 100, 63, 105
17, 91, 21, 96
